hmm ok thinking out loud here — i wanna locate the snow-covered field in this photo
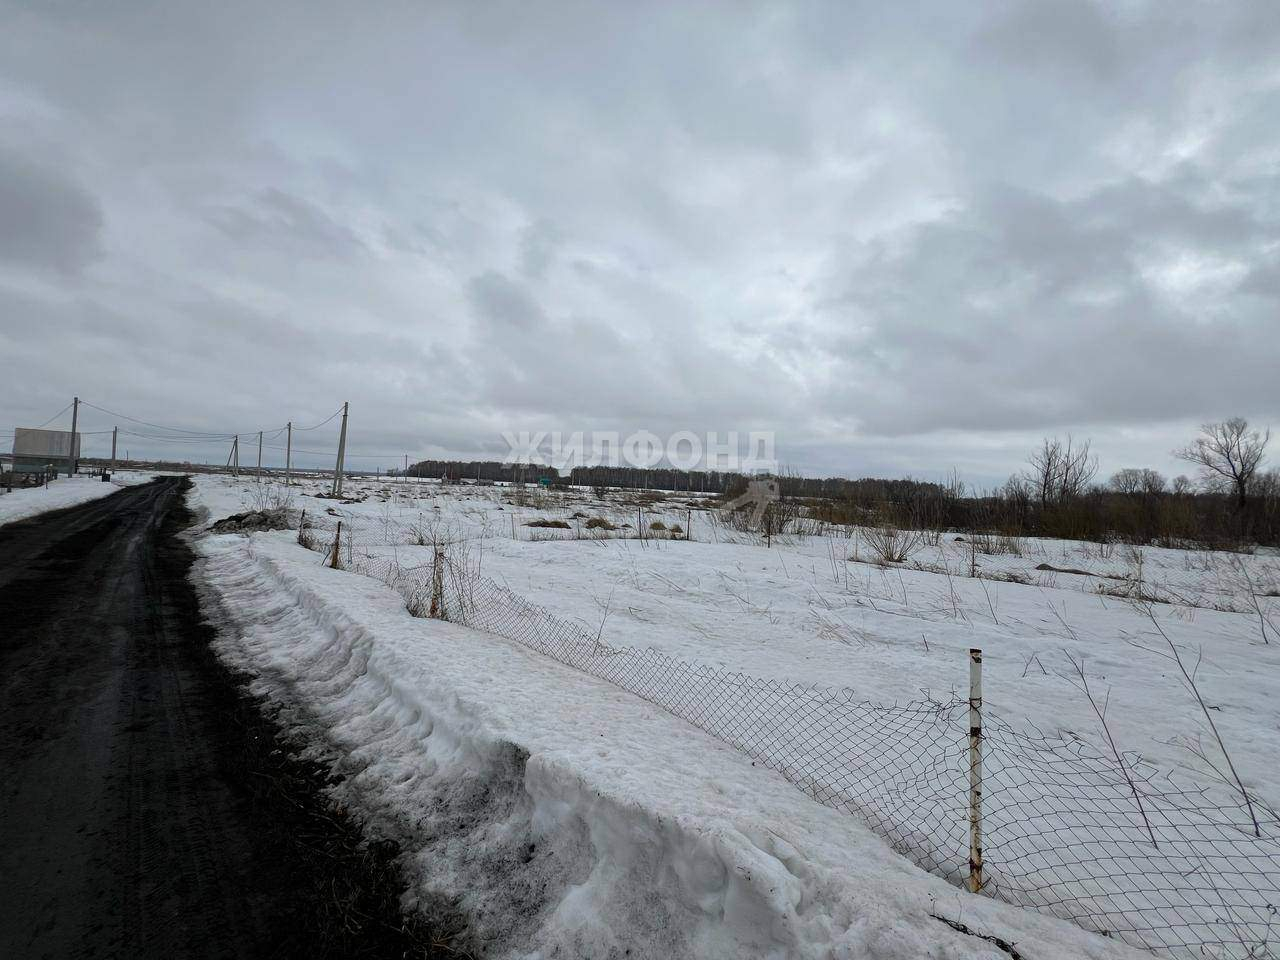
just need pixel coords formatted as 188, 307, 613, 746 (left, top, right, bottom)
189, 473, 1280, 959
0, 471, 159, 528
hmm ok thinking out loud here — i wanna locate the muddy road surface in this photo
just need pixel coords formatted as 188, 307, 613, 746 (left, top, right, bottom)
0, 477, 432, 959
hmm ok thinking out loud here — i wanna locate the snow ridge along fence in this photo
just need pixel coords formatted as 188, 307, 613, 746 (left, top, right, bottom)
299, 511, 1280, 959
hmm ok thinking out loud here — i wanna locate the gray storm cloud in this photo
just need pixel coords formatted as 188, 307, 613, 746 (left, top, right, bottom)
0, 0, 1276, 485
0, 147, 103, 273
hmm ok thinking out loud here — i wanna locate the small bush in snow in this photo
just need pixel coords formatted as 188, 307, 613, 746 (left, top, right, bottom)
245, 482, 295, 514
864, 524, 924, 564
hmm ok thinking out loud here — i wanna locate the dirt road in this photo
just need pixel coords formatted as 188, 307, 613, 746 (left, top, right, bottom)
0, 477, 431, 959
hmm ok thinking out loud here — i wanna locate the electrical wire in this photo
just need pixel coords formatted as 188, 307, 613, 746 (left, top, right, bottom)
117, 429, 235, 442
81, 401, 295, 442
260, 442, 405, 461
292, 407, 345, 431
268, 446, 322, 454
35, 402, 73, 428
22, 399, 397, 467
79, 400, 238, 437
81, 398, 345, 443
15, 402, 303, 444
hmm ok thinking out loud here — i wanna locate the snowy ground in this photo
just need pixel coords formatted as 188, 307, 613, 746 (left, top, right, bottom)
0, 471, 160, 528
189, 473, 1279, 959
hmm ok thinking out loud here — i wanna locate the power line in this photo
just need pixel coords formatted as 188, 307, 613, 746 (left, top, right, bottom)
14, 402, 299, 442
80, 399, 343, 442
261, 442, 401, 460
79, 400, 243, 437
292, 407, 345, 431
22, 399, 402, 466
35, 402, 73, 428
117, 429, 235, 443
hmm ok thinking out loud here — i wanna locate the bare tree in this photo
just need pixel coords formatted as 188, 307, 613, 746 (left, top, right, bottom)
1255, 467, 1280, 505
1108, 468, 1166, 496
1024, 435, 1098, 506
1175, 418, 1270, 509
1026, 437, 1063, 508
1058, 436, 1099, 502
1171, 474, 1194, 496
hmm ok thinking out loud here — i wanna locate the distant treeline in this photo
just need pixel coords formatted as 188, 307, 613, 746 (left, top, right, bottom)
412, 418, 1280, 549
986, 486, 1280, 549
769, 422, 1279, 549
406, 459, 951, 500
801, 480, 1280, 550
408, 460, 744, 492
417, 467, 1277, 550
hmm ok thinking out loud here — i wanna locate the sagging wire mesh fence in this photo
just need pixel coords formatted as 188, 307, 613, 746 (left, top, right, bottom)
297, 509, 1280, 958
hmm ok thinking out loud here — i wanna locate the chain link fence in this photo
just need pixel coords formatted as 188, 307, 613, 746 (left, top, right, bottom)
295, 508, 1280, 958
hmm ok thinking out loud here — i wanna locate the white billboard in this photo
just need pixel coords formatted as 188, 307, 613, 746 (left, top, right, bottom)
12, 428, 81, 460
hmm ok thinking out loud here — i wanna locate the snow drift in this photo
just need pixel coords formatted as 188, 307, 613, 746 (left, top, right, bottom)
194, 530, 1136, 960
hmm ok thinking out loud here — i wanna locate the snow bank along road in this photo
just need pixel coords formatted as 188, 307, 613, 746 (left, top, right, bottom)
196, 482, 1147, 959
0, 477, 431, 958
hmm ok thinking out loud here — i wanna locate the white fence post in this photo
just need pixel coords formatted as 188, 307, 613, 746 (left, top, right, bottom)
969, 647, 984, 894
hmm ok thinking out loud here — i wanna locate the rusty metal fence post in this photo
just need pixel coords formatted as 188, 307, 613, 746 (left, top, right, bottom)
330, 521, 342, 569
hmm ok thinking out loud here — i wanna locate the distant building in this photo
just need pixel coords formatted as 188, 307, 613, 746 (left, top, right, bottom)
11, 428, 80, 477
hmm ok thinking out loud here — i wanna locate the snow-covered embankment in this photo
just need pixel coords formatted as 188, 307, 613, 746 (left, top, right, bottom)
193, 529, 1138, 960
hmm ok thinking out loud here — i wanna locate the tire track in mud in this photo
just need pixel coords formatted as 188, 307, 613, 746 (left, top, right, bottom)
0, 477, 438, 959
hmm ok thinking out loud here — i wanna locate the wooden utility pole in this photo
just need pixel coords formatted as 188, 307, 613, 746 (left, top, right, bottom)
256, 430, 263, 480
110, 426, 118, 473
231, 435, 240, 477
68, 396, 79, 477
331, 402, 349, 497
285, 421, 293, 485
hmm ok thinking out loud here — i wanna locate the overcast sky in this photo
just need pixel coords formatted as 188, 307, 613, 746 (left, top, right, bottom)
1, 1, 1277, 485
